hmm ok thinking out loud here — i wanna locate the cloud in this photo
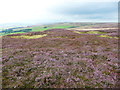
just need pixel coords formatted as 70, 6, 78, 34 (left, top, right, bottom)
49, 2, 117, 15
0, 0, 118, 24
47, 2, 118, 22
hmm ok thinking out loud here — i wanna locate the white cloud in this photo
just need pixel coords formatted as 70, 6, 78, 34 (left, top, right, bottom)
0, 0, 118, 24
0, 0, 59, 24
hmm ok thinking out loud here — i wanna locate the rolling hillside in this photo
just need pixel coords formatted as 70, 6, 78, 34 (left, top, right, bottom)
2, 23, 119, 88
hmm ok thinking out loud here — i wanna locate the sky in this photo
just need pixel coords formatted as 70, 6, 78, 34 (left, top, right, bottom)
0, 0, 119, 25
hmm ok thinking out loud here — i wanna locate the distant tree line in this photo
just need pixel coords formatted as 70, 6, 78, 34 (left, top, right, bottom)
0, 28, 32, 33
69, 26, 78, 28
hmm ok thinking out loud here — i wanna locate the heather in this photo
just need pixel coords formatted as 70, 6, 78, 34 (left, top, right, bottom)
2, 26, 119, 88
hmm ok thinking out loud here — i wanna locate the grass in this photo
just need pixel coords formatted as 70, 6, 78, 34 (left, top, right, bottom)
52, 36, 68, 39
10, 34, 47, 39
86, 31, 106, 34
0, 32, 25, 36
73, 31, 84, 34
73, 31, 106, 34
73, 31, 118, 39
0, 25, 73, 36
98, 35, 118, 39
31, 26, 72, 32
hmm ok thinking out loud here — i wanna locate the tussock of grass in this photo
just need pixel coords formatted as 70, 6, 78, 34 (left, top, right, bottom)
53, 36, 68, 39
73, 31, 106, 34
86, 31, 106, 34
73, 31, 84, 34
10, 34, 47, 39
98, 35, 118, 39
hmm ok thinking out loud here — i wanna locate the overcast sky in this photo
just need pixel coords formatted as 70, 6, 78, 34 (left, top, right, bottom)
0, 0, 118, 25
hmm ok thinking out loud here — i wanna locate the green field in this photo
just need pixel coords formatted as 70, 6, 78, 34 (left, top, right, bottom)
30, 25, 73, 32
0, 25, 75, 36
0, 23, 117, 36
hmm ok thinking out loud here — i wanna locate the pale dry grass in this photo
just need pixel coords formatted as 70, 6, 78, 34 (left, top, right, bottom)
68, 28, 118, 31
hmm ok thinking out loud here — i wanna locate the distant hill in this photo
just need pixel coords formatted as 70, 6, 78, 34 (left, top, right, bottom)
0, 23, 33, 30
0, 22, 118, 36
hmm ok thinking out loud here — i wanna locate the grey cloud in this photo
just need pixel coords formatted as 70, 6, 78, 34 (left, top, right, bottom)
49, 2, 117, 15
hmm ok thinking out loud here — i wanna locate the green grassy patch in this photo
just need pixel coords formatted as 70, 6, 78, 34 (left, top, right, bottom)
0, 32, 25, 36
10, 34, 47, 39
86, 31, 106, 34
73, 31, 84, 34
31, 26, 72, 32
1, 25, 73, 36
73, 31, 106, 34
98, 35, 118, 39
52, 36, 68, 39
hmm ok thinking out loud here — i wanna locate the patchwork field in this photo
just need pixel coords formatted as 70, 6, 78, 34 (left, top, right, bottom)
0, 23, 117, 36
1, 23, 119, 88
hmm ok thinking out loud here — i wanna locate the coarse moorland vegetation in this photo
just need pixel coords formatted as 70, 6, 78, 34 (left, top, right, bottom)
1, 23, 119, 88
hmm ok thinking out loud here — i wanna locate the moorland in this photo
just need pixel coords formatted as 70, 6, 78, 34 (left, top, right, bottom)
1, 23, 119, 88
